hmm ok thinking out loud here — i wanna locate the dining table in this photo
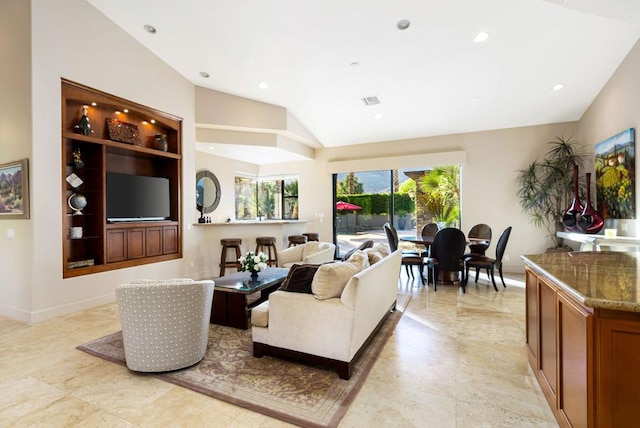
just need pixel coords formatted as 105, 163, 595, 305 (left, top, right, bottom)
400, 234, 490, 284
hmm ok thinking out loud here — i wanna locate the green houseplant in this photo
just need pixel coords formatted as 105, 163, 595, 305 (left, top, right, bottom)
516, 136, 590, 249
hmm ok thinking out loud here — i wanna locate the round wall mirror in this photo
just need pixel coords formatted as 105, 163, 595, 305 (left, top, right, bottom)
196, 170, 221, 214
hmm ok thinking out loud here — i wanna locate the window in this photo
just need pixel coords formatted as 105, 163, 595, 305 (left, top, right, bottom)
235, 176, 298, 220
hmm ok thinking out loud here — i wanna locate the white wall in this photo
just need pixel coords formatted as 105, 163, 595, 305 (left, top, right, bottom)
0, 0, 33, 320
22, 0, 197, 322
579, 39, 640, 237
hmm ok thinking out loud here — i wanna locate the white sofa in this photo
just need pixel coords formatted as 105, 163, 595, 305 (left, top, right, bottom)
252, 247, 402, 379
277, 241, 336, 268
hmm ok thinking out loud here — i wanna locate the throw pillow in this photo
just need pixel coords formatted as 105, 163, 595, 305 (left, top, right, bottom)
312, 251, 369, 300
372, 242, 391, 257
364, 247, 384, 265
342, 240, 374, 261
280, 263, 320, 294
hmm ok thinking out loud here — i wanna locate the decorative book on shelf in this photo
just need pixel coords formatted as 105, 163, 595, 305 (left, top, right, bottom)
105, 118, 141, 145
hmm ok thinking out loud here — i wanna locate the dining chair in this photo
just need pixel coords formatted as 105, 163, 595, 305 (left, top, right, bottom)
465, 223, 492, 278
466, 223, 492, 256
384, 222, 425, 285
420, 222, 440, 257
464, 226, 512, 291
424, 228, 467, 292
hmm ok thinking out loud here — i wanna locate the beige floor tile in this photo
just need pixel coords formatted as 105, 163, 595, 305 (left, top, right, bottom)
0, 271, 559, 427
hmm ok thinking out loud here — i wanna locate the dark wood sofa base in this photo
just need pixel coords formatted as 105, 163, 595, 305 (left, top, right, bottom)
253, 301, 397, 380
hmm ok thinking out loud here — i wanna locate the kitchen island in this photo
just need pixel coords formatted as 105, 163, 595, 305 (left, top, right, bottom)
522, 251, 640, 428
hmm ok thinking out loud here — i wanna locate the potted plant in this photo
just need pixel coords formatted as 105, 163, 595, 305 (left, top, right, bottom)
396, 209, 408, 229
516, 136, 589, 249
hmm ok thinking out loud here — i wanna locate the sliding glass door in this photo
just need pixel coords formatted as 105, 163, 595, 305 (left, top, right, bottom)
333, 166, 461, 257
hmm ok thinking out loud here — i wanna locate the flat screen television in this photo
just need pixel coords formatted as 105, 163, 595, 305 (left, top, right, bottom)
106, 172, 171, 222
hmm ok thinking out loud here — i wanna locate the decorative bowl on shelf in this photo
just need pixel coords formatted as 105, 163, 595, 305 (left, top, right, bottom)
68, 193, 87, 215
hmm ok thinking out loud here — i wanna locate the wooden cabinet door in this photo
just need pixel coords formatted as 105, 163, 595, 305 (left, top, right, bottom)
539, 278, 558, 405
163, 225, 178, 254
597, 317, 640, 428
146, 226, 163, 257
525, 268, 539, 366
106, 229, 127, 263
127, 228, 145, 259
557, 293, 593, 428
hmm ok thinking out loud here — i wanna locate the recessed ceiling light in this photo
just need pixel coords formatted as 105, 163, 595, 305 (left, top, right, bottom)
91, 102, 97, 106
473, 32, 489, 43
397, 19, 411, 31
199, 71, 210, 78
258, 82, 269, 90
143, 24, 156, 34
123, 109, 128, 113
374, 113, 384, 120
552, 83, 564, 91
350, 62, 360, 68
150, 119, 156, 124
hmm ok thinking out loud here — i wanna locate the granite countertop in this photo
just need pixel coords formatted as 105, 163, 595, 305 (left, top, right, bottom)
522, 251, 640, 313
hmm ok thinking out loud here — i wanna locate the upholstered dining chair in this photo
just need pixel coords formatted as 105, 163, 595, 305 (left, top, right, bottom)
420, 222, 440, 257
467, 223, 492, 256
465, 223, 492, 278
465, 226, 512, 292
384, 222, 425, 285
116, 278, 215, 372
424, 228, 467, 292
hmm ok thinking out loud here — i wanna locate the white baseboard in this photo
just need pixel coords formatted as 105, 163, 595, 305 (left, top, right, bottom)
1, 293, 116, 324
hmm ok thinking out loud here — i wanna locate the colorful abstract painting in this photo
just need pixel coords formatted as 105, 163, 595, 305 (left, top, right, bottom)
595, 128, 635, 219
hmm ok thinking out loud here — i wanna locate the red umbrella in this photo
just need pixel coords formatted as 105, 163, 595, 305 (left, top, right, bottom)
336, 201, 362, 210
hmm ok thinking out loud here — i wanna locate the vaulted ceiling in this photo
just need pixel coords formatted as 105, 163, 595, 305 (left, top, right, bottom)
88, 0, 640, 162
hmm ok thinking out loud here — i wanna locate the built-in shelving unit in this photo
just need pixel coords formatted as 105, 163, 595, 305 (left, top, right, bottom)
62, 79, 182, 278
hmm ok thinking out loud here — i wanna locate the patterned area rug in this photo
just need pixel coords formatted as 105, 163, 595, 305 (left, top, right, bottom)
77, 295, 409, 428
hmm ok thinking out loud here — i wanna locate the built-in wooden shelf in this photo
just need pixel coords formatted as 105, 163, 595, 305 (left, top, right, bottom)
61, 79, 183, 278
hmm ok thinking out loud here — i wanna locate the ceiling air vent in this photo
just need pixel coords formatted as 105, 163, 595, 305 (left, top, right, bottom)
361, 96, 380, 106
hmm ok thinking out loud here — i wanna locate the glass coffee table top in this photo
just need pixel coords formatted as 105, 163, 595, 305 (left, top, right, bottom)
212, 267, 289, 293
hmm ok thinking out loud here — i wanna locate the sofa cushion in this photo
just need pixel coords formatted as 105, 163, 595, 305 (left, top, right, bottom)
372, 243, 391, 258
251, 301, 269, 327
280, 263, 320, 294
342, 240, 374, 261
311, 251, 368, 300
364, 247, 384, 265
302, 241, 323, 258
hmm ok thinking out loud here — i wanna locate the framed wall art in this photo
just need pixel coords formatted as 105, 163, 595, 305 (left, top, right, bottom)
0, 158, 30, 219
595, 128, 635, 219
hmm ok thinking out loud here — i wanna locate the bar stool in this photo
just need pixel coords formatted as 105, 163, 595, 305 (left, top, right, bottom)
288, 235, 307, 247
303, 232, 319, 242
219, 238, 242, 276
255, 237, 278, 267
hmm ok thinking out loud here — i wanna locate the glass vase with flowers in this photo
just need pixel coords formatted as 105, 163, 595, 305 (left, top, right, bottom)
238, 251, 268, 282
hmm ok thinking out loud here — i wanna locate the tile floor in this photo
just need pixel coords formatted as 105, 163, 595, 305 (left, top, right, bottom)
0, 271, 558, 427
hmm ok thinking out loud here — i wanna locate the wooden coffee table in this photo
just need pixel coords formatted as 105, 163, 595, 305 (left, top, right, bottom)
210, 267, 289, 330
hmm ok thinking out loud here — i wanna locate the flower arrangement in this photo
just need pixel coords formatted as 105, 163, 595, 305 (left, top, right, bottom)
238, 251, 268, 274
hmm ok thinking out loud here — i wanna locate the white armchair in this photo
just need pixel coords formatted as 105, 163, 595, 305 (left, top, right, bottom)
278, 241, 336, 268
115, 279, 215, 372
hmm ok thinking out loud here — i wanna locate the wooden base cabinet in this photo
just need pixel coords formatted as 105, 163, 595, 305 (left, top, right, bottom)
106, 223, 179, 265
526, 268, 593, 428
526, 267, 640, 428
596, 316, 640, 428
